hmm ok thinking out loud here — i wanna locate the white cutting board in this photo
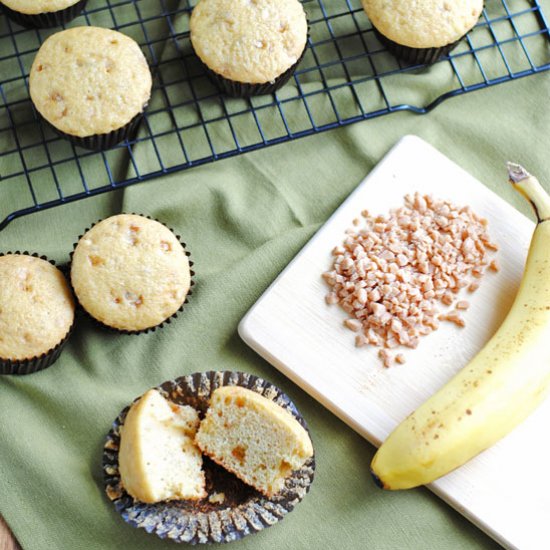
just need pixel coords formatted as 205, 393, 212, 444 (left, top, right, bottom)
239, 135, 550, 550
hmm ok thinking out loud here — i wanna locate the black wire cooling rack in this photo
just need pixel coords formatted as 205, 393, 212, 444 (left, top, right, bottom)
0, 0, 549, 230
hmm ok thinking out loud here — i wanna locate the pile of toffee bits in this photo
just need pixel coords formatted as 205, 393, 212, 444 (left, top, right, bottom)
322, 193, 499, 368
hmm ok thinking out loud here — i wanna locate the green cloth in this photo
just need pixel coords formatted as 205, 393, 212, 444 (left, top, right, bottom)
1, 2, 550, 549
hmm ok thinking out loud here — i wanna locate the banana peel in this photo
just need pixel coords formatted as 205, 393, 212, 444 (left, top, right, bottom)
370, 163, 550, 490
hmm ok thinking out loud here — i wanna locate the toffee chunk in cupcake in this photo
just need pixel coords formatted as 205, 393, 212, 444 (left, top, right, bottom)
29, 27, 152, 150
190, 0, 308, 97
362, 0, 483, 64
0, 254, 75, 375
0, 0, 87, 29
70, 215, 191, 333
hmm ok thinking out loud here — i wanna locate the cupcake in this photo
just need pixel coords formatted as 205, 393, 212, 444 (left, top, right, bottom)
190, 0, 308, 97
70, 214, 192, 334
103, 371, 315, 544
118, 389, 207, 503
362, 0, 483, 64
0, 0, 87, 29
29, 27, 152, 151
0, 254, 75, 375
196, 385, 314, 497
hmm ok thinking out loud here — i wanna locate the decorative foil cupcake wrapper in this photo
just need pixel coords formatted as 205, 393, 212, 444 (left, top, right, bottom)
69, 214, 194, 335
44, 109, 145, 152
103, 371, 315, 544
1, 0, 87, 29
0, 251, 75, 375
374, 29, 461, 65
194, 42, 308, 98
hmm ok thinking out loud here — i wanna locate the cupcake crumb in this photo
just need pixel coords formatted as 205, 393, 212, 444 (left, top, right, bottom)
208, 492, 226, 505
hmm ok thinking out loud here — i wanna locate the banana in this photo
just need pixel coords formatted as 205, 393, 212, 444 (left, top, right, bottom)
370, 163, 550, 490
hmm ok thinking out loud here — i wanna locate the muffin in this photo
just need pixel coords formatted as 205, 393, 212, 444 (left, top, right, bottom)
0, 254, 75, 375
118, 389, 207, 503
104, 371, 316, 544
29, 27, 152, 151
0, 0, 87, 28
362, 0, 484, 64
190, 0, 308, 97
70, 214, 192, 333
196, 386, 314, 497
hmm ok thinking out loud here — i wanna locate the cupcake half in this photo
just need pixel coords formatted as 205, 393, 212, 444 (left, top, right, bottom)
0, 254, 75, 375
0, 0, 87, 28
362, 0, 483, 64
70, 214, 192, 334
29, 27, 152, 151
190, 0, 308, 97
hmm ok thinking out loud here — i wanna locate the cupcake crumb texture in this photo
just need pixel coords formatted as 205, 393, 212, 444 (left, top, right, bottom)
208, 492, 226, 505
195, 385, 314, 497
118, 389, 207, 503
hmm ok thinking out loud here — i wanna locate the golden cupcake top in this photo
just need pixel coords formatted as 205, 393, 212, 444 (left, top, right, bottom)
362, 0, 483, 49
0, 0, 81, 14
190, 0, 308, 84
29, 27, 152, 138
0, 255, 75, 361
70, 214, 191, 332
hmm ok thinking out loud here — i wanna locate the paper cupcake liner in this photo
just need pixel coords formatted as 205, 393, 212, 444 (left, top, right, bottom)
0, 251, 75, 375
69, 214, 194, 335
374, 29, 462, 65
195, 43, 308, 98
43, 109, 145, 152
103, 371, 315, 544
1, 0, 87, 29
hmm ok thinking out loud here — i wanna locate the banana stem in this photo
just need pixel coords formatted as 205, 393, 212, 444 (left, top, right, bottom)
507, 162, 550, 223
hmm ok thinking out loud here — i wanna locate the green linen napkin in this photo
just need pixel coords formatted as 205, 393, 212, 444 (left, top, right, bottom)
1, 1, 549, 549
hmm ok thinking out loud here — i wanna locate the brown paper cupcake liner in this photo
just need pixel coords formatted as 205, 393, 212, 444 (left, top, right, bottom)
0, 251, 75, 375
1, 0, 87, 29
374, 28, 462, 65
43, 109, 145, 152
69, 214, 194, 335
194, 42, 308, 98
103, 371, 315, 544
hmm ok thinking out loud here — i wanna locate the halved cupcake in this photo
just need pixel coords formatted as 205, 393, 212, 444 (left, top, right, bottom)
196, 385, 314, 497
103, 371, 316, 544
118, 389, 207, 503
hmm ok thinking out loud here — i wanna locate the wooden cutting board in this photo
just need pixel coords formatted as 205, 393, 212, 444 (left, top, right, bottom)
239, 135, 549, 550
